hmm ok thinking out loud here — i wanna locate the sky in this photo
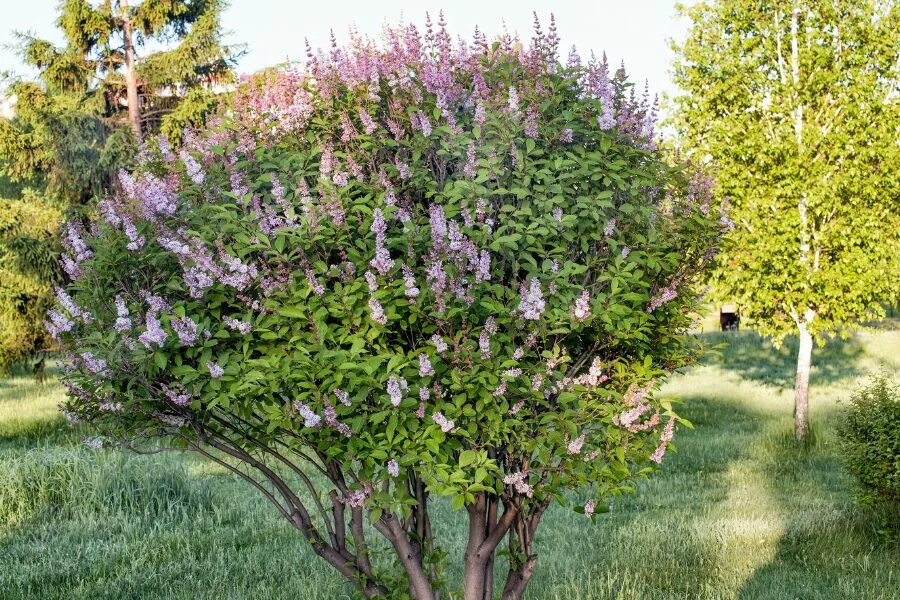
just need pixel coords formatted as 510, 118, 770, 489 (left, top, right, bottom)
0, 0, 695, 112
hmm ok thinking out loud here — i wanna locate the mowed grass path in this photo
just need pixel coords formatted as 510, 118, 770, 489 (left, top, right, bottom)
1, 331, 898, 599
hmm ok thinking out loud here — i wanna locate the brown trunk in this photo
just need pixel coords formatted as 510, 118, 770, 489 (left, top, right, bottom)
373, 512, 434, 600
120, 0, 141, 142
463, 494, 488, 600
794, 314, 813, 442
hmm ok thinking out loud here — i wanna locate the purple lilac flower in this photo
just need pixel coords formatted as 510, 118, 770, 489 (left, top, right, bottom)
84, 437, 104, 450
223, 316, 252, 334
432, 411, 454, 433
45, 309, 74, 340
334, 389, 351, 406
171, 316, 198, 346
552, 207, 563, 222
584, 499, 595, 518
431, 334, 448, 354
386, 376, 405, 407
560, 128, 574, 143
508, 86, 520, 114
417, 110, 432, 137
418, 354, 435, 377
387, 459, 400, 477
163, 384, 191, 406
368, 298, 387, 325
80, 352, 108, 375
179, 150, 205, 185
621, 246, 630, 260
139, 311, 167, 348
60, 254, 82, 279
114, 296, 131, 332
207, 361, 224, 378
294, 400, 321, 427
402, 264, 420, 302
463, 142, 477, 179
604, 218, 616, 237
648, 286, 677, 313
517, 278, 545, 320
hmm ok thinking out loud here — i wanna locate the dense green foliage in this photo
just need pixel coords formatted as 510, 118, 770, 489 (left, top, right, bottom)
0, 0, 239, 372
839, 374, 900, 503
3, 331, 899, 599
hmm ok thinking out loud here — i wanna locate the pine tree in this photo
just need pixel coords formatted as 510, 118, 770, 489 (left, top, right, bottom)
0, 0, 241, 373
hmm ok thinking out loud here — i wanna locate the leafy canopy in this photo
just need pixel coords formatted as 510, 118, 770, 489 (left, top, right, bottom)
52, 16, 724, 598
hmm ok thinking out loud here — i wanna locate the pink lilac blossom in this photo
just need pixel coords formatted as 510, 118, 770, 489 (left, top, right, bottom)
508, 400, 525, 415
573, 290, 591, 321
432, 411, 454, 433
567, 434, 586, 455
99, 402, 123, 412
584, 499, 595, 518
207, 361, 224, 378
493, 380, 508, 397
532, 373, 543, 391
621, 246, 631, 259
369, 209, 395, 276
503, 472, 533, 498
647, 285, 678, 313
649, 443, 667, 464
512, 347, 524, 360
503, 367, 523, 378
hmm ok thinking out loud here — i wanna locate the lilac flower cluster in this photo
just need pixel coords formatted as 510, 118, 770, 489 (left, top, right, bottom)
573, 290, 591, 321
418, 354, 435, 377
517, 278, 545, 320
207, 361, 224, 378
386, 376, 408, 406
503, 471, 533, 498
369, 209, 395, 276
163, 383, 191, 406
171, 316, 198, 346
432, 411, 455, 433
294, 400, 322, 428
386, 459, 400, 477
223, 316, 252, 334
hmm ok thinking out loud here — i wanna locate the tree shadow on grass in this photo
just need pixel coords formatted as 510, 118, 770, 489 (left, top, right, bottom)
698, 331, 865, 389
735, 426, 900, 600
526, 393, 767, 599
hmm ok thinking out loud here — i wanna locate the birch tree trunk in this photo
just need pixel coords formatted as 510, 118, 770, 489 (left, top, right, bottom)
793, 311, 814, 441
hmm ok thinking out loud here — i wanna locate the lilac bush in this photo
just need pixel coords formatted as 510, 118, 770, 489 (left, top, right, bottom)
52, 14, 724, 600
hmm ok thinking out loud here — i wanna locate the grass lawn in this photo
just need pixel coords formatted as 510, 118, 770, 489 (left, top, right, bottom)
1, 330, 898, 599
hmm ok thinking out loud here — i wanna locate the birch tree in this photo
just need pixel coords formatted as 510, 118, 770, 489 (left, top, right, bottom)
671, 0, 900, 441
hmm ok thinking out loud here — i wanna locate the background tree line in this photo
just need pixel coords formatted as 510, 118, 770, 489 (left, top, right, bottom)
0, 0, 240, 374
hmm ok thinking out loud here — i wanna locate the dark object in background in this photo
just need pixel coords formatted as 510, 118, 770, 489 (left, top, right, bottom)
720, 304, 740, 331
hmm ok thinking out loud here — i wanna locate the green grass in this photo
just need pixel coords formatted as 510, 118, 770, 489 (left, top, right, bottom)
1, 330, 899, 599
